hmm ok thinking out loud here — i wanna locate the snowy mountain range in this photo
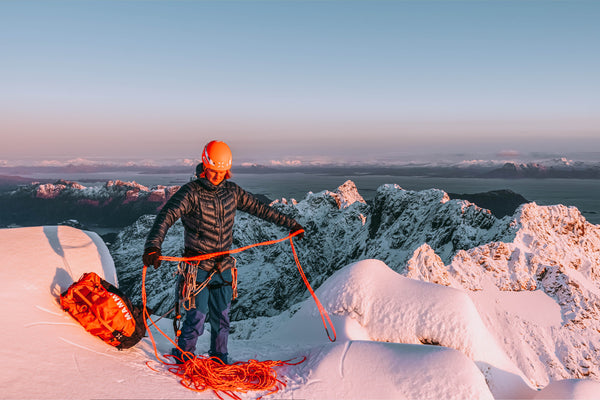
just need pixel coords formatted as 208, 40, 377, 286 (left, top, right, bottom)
240, 158, 600, 179
0, 179, 179, 227
110, 180, 600, 390
0, 178, 525, 229
483, 160, 600, 179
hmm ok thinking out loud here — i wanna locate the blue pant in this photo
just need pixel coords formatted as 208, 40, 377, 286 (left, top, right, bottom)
176, 268, 233, 360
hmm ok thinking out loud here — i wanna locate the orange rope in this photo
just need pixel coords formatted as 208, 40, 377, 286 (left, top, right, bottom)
141, 229, 335, 399
289, 236, 336, 342
159, 230, 303, 262
143, 266, 305, 399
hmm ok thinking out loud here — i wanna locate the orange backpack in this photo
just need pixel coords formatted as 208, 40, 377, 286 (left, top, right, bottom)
60, 272, 146, 349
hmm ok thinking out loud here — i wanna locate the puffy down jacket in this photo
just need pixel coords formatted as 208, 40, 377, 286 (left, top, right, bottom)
144, 177, 298, 271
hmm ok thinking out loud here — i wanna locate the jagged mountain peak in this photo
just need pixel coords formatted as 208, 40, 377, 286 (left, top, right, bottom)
273, 180, 366, 210
375, 183, 451, 204
434, 201, 600, 291
332, 180, 366, 209
330, 179, 366, 209
104, 179, 150, 191
34, 180, 86, 198
406, 243, 458, 287
516, 202, 590, 236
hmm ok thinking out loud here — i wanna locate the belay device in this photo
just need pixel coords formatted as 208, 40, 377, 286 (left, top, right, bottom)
60, 272, 146, 349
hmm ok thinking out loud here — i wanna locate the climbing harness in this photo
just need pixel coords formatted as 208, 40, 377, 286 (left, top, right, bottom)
176, 256, 238, 311
141, 229, 336, 399
172, 257, 238, 337
177, 261, 216, 311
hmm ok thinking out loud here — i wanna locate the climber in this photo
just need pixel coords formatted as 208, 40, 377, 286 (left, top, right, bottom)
142, 140, 304, 364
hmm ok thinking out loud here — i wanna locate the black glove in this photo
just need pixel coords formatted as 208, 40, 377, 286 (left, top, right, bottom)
143, 247, 162, 269
290, 222, 305, 240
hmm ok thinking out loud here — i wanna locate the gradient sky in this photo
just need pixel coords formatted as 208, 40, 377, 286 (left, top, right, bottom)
1, 0, 599, 164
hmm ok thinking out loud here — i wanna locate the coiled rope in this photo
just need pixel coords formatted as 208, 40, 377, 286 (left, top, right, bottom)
141, 229, 336, 399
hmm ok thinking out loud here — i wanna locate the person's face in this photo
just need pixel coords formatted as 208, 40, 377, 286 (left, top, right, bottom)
205, 168, 227, 186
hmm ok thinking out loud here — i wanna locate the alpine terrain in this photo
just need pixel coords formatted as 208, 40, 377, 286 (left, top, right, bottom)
110, 180, 600, 390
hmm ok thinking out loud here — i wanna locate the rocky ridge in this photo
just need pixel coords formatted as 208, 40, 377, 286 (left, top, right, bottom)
406, 202, 600, 382
109, 180, 600, 385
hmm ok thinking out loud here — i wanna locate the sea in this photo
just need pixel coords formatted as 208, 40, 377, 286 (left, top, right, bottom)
23, 170, 600, 225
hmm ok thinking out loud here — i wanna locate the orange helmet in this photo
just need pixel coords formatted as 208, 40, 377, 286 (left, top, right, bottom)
202, 140, 232, 172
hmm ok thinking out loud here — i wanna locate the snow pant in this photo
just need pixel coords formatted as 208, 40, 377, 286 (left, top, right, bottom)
175, 268, 233, 362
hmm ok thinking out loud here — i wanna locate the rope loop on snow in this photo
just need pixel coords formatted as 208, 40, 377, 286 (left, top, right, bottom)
141, 229, 335, 399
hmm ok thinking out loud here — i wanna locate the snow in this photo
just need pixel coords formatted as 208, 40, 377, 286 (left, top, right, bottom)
2, 225, 599, 399
470, 285, 563, 329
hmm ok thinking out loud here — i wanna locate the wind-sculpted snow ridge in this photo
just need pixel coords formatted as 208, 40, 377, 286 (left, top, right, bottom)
111, 179, 600, 387
271, 259, 532, 399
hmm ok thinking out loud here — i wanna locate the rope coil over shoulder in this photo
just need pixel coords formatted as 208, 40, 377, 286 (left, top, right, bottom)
141, 229, 336, 399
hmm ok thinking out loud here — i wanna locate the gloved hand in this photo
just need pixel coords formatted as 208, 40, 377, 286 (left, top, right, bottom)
290, 222, 305, 240
143, 247, 162, 269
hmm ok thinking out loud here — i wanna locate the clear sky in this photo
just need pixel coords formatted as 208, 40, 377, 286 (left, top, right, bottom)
1, 0, 599, 165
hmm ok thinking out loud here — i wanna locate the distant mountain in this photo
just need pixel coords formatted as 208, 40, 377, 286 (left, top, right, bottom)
2, 157, 599, 180
448, 189, 529, 218
0, 180, 178, 228
235, 161, 600, 179
485, 162, 600, 179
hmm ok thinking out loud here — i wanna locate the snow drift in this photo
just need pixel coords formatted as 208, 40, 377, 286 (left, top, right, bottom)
3, 225, 600, 399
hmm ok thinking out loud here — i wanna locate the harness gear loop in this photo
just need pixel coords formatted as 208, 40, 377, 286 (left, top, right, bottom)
176, 260, 217, 311
231, 263, 238, 300
176, 256, 238, 312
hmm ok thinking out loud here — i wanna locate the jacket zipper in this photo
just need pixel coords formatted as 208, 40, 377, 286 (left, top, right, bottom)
216, 192, 223, 251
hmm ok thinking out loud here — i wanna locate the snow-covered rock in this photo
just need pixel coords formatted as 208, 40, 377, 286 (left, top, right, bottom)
364, 184, 516, 269
406, 202, 600, 384
288, 341, 495, 400
305, 259, 533, 398
110, 180, 600, 388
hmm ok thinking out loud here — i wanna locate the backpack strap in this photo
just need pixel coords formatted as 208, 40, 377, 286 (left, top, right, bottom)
73, 286, 115, 333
